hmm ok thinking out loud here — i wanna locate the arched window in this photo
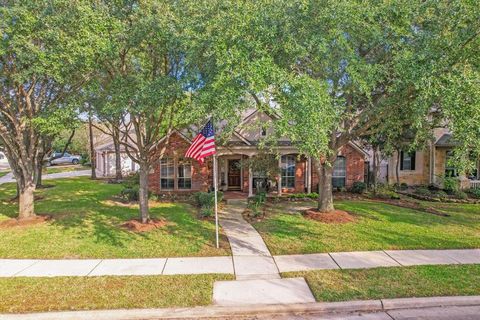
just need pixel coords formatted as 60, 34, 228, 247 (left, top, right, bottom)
281, 155, 296, 188
332, 156, 346, 188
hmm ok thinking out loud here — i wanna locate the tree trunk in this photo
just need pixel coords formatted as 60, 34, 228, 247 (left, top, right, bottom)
34, 162, 43, 188
113, 132, 122, 181
18, 180, 35, 219
317, 162, 335, 213
88, 111, 97, 179
395, 150, 400, 186
138, 164, 150, 223
372, 146, 379, 194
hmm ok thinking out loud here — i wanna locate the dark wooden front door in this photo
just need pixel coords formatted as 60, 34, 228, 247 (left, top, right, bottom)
228, 159, 241, 189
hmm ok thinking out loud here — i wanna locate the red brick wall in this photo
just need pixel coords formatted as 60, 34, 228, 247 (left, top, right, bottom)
148, 132, 211, 194
149, 134, 365, 195
340, 144, 365, 188
311, 144, 365, 190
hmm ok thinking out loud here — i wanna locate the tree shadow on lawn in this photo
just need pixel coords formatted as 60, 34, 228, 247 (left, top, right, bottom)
0, 178, 225, 255
276, 200, 480, 228
257, 201, 480, 252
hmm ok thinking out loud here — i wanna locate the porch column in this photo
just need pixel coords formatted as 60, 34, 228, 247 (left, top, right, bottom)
278, 156, 282, 196
307, 156, 312, 194
248, 165, 253, 197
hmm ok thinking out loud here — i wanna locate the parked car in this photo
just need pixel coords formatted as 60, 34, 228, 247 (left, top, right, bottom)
47, 152, 82, 166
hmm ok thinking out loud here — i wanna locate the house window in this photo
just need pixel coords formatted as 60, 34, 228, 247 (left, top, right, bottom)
281, 155, 296, 188
332, 156, 346, 188
160, 158, 174, 189
261, 127, 267, 136
177, 159, 192, 189
400, 151, 416, 171
445, 150, 458, 177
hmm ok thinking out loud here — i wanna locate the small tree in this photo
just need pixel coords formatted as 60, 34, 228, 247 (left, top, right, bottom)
96, 0, 205, 223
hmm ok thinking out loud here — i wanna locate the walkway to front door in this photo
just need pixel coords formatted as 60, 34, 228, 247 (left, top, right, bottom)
214, 200, 315, 306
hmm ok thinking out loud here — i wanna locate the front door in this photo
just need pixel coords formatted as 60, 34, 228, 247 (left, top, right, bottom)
228, 159, 241, 190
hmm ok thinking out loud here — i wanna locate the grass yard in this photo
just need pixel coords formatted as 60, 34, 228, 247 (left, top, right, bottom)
0, 177, 230, 258
254, 200, 480, 255
0, 274, 233, 313
45, 164, 89, 174
284, 265, 480, 302
0, 171, 9, 178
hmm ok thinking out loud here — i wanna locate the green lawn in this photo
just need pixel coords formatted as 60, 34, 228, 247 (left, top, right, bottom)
45, 164, 89, 175
284, 265, 480, 302
254, 200, 480, 255
0, 274, 233, 313
0, 177, 230, 258
0, 171, 9, 178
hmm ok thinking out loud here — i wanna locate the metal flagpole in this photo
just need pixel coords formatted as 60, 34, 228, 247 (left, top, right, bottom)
213, 154, 219, 249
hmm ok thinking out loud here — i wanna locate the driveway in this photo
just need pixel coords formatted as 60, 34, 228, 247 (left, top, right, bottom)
0, 170, 91, 185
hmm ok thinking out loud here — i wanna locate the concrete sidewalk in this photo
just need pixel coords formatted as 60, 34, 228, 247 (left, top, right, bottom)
1, 249, 479, 278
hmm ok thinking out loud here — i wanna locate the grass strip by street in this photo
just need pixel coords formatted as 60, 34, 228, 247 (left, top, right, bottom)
254, 200, 480, 255
0, 274, 233, 313
283, 264, 480, 302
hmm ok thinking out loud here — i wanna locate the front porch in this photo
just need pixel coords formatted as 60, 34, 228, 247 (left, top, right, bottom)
216, 149, 312, 197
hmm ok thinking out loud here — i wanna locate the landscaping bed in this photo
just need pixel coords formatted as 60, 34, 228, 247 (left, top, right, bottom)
0, 177, 230, 258
0, 274, 233, 313
283, 265, 480, 302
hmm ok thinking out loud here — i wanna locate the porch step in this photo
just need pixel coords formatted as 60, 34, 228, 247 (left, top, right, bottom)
213, 277, 315, 306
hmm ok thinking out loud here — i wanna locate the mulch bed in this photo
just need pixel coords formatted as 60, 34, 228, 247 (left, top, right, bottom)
120, 218, 168, 232
303, 208, 355, 224
0, 215, 52, 229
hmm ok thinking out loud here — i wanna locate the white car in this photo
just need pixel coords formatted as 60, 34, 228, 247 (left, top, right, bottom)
48, 152, 82, 166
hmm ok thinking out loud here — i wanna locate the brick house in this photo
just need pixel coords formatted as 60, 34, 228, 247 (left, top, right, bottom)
148, 110, 368, 197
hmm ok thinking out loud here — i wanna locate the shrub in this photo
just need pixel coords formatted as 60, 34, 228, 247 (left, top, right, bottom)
121, 186, 139, 202
376, 190, 401, 200
454, 190, 468, 200
350, 182, 367, 194
414, 187, 431, 196
400, 183, 408, 190
443, 177, 459, 194
248, 192, 266, 216
467, 188, 480, 199
434, 190, 448, 200
192, 191, 223, 217
287, 193, 318, 200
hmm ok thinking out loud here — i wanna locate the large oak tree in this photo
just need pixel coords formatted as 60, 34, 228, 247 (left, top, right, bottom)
0, 0, 107, 218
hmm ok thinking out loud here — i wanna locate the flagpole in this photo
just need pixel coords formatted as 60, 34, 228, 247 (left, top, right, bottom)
213, 154, 219, 249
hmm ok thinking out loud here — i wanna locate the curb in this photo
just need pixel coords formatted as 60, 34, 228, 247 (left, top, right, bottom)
1, 296, 480, 320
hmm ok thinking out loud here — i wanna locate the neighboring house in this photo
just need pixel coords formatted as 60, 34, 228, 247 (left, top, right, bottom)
386, 128, 480, 189
94, 141, 138, 177
147, 110, 368, 196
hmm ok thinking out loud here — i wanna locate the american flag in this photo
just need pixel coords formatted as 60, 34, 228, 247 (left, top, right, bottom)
185, 120, 216, 164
